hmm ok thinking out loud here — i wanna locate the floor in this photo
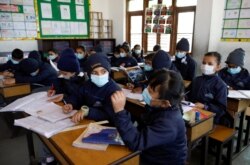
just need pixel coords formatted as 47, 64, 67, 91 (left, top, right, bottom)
0, 113, 250, 165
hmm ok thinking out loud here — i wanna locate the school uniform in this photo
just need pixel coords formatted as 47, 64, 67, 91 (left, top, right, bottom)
78, 57, 88, 71
187, 74, 228, 124
132, 51, 144, 63
15, 59, 57, 86
173, 54, 196, 81
114, 105, 187, 165
218, 68, 249, 90
114, 56, 138, 67
0, 60, 20, 72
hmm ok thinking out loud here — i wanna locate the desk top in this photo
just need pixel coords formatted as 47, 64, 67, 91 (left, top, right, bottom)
49, 120, 138, 165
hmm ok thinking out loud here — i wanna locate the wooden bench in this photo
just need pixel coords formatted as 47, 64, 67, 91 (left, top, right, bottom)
209, 125, 236, 165
244, 107, 250, 146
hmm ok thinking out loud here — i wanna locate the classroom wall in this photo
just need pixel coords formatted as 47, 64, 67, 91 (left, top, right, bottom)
208, 0, 250, 71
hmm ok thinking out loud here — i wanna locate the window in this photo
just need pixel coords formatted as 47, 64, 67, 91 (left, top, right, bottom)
177, 12, 195, 51
130, 16, 142, 48
126, 0, 196, 54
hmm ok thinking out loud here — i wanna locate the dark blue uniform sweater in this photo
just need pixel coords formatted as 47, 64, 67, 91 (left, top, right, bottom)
67, 79, 120, 123
14, 63, 57, 86
218, 67, 250, 90
187, 74, 227, 124
173, 55, 196, 81
113, 56, 138, 67
114, 106, 187, 165
0, 60, 20, 72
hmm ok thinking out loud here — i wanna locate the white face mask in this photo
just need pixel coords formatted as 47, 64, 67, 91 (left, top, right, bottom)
76, 53, 85, 60
176, 52, 186, 59
48, 55, 57, 60
120, 53, 126, 58
91, 72, 109, 87
135, 50, 141, 55
201, 64, 215, 75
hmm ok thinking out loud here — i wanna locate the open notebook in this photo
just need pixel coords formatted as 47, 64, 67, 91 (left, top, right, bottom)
14, 116, 75, 138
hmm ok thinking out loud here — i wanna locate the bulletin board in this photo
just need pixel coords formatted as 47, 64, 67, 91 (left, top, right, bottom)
0, 0, 37, 40
221, 0, 250, 42
144, 4, 173, 34
35, 0, 90, 39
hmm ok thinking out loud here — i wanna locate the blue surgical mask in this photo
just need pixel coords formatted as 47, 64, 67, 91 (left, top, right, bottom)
76, 53, 85, 60
30, 70, 38, 76
176, 52, 186, 59
142, 88, 152, 105
120, 53, 126, 58
144, 64, 153, 71
227, 66, 241, 75
48, 55, 57, 60
11, 58, 20, 64
91, 72, 109, 87
135, 50, 141, 55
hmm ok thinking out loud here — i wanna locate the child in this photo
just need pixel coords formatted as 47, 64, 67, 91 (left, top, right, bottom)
218, 48, 250, 90
47, 48, 85, 102
0, 48, 23, 73
111, 69, 187, 164
62, 53, 121, 123
111, 45, 121, 66
28, 50, 43, 66
173, 38, 196, 81
47, 49, 60, 63
153, 44, 161, 52
113, 44, 137, 67
143, 53, 155, 79
152, 50, 178, 72
132, 44, 144, 63
75, 46, 88, 71
187, 52, 232, 125
4, 58, 57, 89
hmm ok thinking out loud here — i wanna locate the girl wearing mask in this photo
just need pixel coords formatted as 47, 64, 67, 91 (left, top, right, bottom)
113, 44, 137, 67
186, 52, 232, 125
47, 49, 60, 63
132, 44, 144, 63
218, 48, 250, 90
75, 46, 88, 71
62, 53, 121, 124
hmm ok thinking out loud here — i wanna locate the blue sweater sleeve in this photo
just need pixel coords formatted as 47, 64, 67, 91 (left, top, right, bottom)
114, 110, 177, 151
15, 69, 53, 84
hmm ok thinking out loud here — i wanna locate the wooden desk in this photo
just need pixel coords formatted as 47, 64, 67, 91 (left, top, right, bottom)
111, 70, 127, 81
0, 82, 31, 98
227, 98, 250, 154
183, 80, 191, 88
125, 98, 215, 165
34, 120, 140, 165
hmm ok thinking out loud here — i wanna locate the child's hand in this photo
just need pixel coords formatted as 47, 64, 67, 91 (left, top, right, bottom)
3, 71, 14, 77
194, 102, 205, 109
47, 89, 55, 97
62, 104, 73, 114
132, 87, 142, 93
71, 111, 84, 123
111, 91, 126, 113
120, 63, 126, 67
3, 78, 15, 85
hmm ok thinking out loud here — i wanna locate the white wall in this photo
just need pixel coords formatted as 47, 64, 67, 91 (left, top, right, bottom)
208, 0, 250, 71
0, 40, 38, 53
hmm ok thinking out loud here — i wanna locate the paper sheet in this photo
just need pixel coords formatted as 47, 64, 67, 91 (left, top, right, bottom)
23, 5, 35, 14
238, 90, 250, 98
60, 5, 71, 20
75, 0, 84, 5
25, 22, 36, 30
0, 29, 14, 38
14, 116, 75, 138
26, 30, 37, 37
70, 22, 79, 35
23, 0, 34, 6
13, 22, 25, 29
76, 5, 85, 19
78, 22, 87, 35
0, 13, 12, 21
0, 22, 13, 29
14, 30, 26, 37
227, 90, 248, 99
122, 88, 143, 101
41, 3, 52, 19
41, 20, 52, 34
24, 13, 36, 21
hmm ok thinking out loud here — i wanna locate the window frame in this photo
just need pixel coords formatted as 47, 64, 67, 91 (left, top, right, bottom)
126, 0, 196, 55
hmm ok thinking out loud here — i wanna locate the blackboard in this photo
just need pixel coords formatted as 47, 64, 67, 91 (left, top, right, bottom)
35, 0, 90, 39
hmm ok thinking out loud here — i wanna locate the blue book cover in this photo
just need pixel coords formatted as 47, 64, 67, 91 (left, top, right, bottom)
82, 128, 124, 145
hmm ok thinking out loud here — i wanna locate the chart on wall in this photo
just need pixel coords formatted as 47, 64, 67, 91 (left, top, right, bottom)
0, 0, 37, 40
36, 0, 89, 39
222, 0, 250, 41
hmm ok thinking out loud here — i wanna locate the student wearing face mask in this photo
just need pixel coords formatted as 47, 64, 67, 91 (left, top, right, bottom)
132, 44, 144, 63
111, 45, 121, 66
218, 48, 249, 90
113, 44, 137, 67
47, 48, 85, 102
62, 53, 121, 124
111, 69, 187, 165
186, 52, 233, 126
3, 58, 57, 89
47, 49, 60, 63
0, 48, 23, 74
173, 38, 196, 81
75, 46, 88, 71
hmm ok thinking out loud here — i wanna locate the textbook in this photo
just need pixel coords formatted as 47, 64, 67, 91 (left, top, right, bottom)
73, 123, 124, 151
120, 66, 147, 83
14, 116, 75, 138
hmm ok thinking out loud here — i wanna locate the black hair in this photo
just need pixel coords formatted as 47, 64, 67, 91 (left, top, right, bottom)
204, 51, 221, 65
153, 44, 161, 52
148, 69, 184, 107
120, 44, 130, 53
144, 53, 155, 61
48, 49, 58, 54
11, 48, 24, 60
133, 44, 140, 49
76, 46, 86, 52
114, 45, 121, 54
